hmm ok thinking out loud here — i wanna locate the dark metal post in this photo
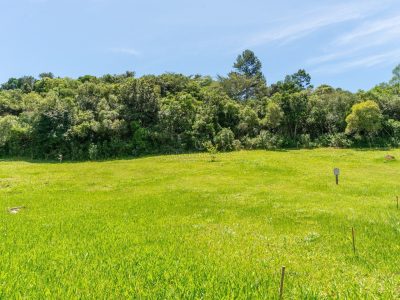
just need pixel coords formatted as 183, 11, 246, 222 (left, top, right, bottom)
279, 266, 286, 299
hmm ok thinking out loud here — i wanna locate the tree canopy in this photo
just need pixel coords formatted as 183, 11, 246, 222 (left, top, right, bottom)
0, 50, 399, 160
345, 100, 382, 137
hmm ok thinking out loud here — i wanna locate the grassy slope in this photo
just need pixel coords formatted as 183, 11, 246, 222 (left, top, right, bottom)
0, 149, 399, 299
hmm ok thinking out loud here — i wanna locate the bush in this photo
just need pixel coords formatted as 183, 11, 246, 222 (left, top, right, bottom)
315, 134, 330, 147
388, 137, 400, 147
203, 141, 218, 162
328, 133, 353, 148
214, 128, 235, 151
257, 130, 284, 150
242, 136, 259, 150
88, 143, 99, 160
385, 119, 400, 145
345, 100, 382, 136
232, 139, 242, 151
298, 134, 315, 148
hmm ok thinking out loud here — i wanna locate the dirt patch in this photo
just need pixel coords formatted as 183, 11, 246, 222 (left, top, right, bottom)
8, 206, 25, 214
384, 155, 396, 161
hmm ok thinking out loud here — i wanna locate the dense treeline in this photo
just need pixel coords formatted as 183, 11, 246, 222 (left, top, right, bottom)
1, 50, 400, 160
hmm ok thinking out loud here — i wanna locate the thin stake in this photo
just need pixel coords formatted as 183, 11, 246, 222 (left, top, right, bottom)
352, 227, 356, 255
279, 266, 286, 299
397, 196, 399, 210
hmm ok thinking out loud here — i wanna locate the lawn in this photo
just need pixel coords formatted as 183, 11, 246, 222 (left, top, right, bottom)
1, 149, 399, 299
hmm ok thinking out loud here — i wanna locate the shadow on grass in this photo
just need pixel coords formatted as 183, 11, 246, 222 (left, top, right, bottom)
0, 150, 204, 164
0, 147, 398, 164
353, 148, 395, 152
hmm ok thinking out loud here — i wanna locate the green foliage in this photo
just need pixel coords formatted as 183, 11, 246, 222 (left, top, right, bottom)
219, 50, 267, 101
274, 91, 309, 139
88, 143, 99, 160
390, 64, 400, 86
298, 133, 314, 148
271, 69, 312, 93
1, 76, 36, 92
232, 139, 242, 151
120, 77, 160, 127
203, 141, 218, 162
306, 87, 356, 139
327, 133, 353, 148
257, 130, 283, 149
39, 72, 55, 79
131, 121, 148, 155
214, 128, 235, 151
0, 115, 19, 147
158, 92, 199, 149
345, 100, 382, 137
238, 106, 260, 137
262, 101, 283, 130
233, 49, 263, 77
31, 92, 73, 158
285, 69, 313, 90
0, 58, 400, 160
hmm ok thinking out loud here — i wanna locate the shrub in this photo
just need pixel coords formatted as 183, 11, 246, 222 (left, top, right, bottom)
203, 141, 218, 162
315, 134, 330, 147
257, 130, 284, 150
346, 100, 382, 137
232, 139, 242, 151
215, 128, 235, 151
88, 143, 99, 160
298, 134, 314, 148
328, 133, 353, 148
242, 136, 259, 150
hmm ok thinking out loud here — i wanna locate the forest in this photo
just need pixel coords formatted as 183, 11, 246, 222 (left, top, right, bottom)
1, 50, 400, 160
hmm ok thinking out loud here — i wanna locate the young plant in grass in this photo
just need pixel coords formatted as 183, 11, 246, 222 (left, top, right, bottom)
203, 141, 218, 162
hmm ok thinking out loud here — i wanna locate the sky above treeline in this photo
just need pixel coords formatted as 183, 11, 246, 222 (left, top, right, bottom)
1, 0, 399, 91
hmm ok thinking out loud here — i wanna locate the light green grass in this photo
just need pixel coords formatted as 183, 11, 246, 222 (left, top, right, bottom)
1, 149, 399, 299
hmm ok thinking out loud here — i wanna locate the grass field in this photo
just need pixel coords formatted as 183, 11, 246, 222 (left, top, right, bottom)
1, 149, 399, 299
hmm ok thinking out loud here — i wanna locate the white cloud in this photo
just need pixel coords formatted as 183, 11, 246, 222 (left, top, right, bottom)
306, 10, 400, 74
307, 31, 400, 66
307, 49, 357, 66
334, 15, 400, 46
242, 1, 382, 48
312, 49, 400, 75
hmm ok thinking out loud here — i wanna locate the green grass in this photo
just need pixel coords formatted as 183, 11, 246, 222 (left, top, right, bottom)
1, 149, 400, 299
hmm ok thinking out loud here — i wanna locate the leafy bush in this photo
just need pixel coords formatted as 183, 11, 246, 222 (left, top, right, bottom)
232, 139, 242, 151
242, 136, 259, 150
88, 144, 99, 160
258, 130, 284, 150
298, 134, 314, 148
203, 141, 218, 162
345, 100, 382, 137
328, 133, 353, 148
215, 128, 235, 151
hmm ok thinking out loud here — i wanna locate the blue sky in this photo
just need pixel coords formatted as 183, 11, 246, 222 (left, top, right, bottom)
1, 0, 399, 91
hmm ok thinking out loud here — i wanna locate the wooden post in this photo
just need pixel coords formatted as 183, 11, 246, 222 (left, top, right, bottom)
336, 175, 339, 185
352, 227, 356, 255
279, 266, 286, 299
